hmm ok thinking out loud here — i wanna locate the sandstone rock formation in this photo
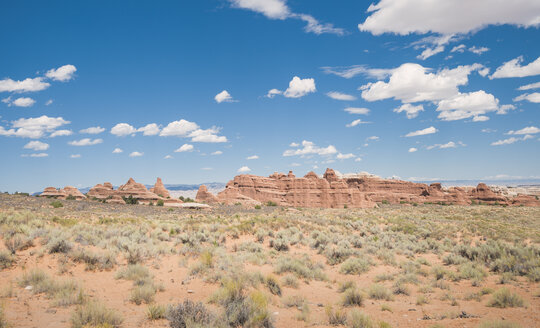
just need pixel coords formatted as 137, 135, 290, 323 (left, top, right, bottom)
40, 186, 86, 200
149, 177, 170, 198
195, 185, 219, 204
209, 168, 540, 208
87, 178, 181, 206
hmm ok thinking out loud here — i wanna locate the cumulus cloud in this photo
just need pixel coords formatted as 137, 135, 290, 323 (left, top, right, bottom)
21, 153, 48, 158
70, 154, 81, 159
215, 90, 235, 103
265, 89, 282, 98
211, 150, 223, 155
393, 103, 424, 119
229, 0, 344, 35
80, 126, 105, 134
45, 64, 77, 81
129, 151, 143, 157
246, 155, 259, 160
49, 129, 73, 137
491, 135, 534, 146
137, 123, 160, 136
0, 115, 70, 139
0, 77, 50, 93
408, 147, 418, 153
175, 144, 194, 153
517, 81, 540, 90
346, 119, 370, 127
326, 91, 357, 101
24, 140, 49, 151
337, 153, 355, 159
68, 138, 103, 146
472, 115, 490, 122
189, 127, 228, 143
164, 155, 173, 159
283, 76, 316, 98
344, 107, 370, 115
159, 119, 199, 137
491, 56, 540, 79
111, 123, 137, 136
426, 141, 465, 150
112, 148, 123, 154
436, 90, 500, 121
237, 166, 252, 173
358, 0, 540, 35
9, 97, 36, 107
514, 92, 540, 103
469, 46, 489, 55
507, 126, 540, 135
405, 126, 438, 137
283, 140, 337, 157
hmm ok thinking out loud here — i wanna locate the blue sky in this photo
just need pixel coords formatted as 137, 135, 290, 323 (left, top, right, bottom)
1, 0, 539, 192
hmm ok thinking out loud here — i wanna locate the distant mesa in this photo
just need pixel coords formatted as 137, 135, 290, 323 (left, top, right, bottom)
195, 168, 540, 208
40, 186, 86, 200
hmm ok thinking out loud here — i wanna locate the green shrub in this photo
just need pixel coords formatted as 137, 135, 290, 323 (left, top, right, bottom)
254, 205, 262, 210
130, 284, 156, 305
71, 301, 123, 328
347, 309, 374, 328
156, 199, 164, 206
122, 195, 138, 205
146, 304, 166, 320
340, 258, 371, 275
274, 256, 326, 281
50, 200, 63, 208
266, 201, 277, 206
487, 288, 524, 308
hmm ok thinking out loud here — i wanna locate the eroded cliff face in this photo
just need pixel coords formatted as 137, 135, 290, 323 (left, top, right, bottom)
196, 168, 540, 208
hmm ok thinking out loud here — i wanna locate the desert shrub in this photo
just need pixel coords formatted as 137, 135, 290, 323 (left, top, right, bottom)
391, 281, 410, 296
71, 301, 123, 328
0, 304, 7, 328
325, 242, 354, 265
476, 320, 522, 328
70, 249, 117, 271
416, 294, 429, 305
338, 281, 356, 293
18, 269, 51, 293
282, 274, 299, 288
274, 256, 326, 281
373, 273, 394, 282
167, 300, 214, 328
342, 288, 364, 307
130, 284, 156, 305
269, 237, 289, 252
50, 200, 63, 208
326, 305, 347, 326
0, 250, 14, 269
442, 253, 467, 265
18, 269, 86, 306
47, 237, 73, 254
368, 284, 393, 301
487, 288, 524, 308
146, 304, 166, 320
122, 195, 138, 205
157, 199, 164, 206
115, 264, 150, 281
431, 265, 446, 280
265, 275, 281, 296
266, 201, 277, 206
347, 309, 374, 328
340, 257, 371, 275
254, 205, 262, 210
459, 262, 487, 283
380, 304, 392, 312
66, 194, 76, 200
283, 295, 305, 308
4, 233, 33, 254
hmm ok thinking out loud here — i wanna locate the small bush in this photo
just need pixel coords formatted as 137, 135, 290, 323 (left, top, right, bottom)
487, 288, 524, 308
147, 304, 166, 320
476, 320, 522, 328
71, 301, 123, 328
0, 250, 14, 269
340, 258, 371, 275
47, 238, 73, 254
4, 234, 33, 254
368, 284, 393, 301
156, 199, 164, 206
50, 200, 63, 208
266, 201, 277, 206
342, 288, 364, 307
122, 195, 138, 205
130, 284, 156, 305
416, 294, 429, 305
265, 275, 281, 296
338, 281, 356, 293
347, 309, 374, 328
167, 300, 214, 328
254, 205, 262, 210
392, 281, 410, 296
0, 304, 7, 328
326, 305, 347, 326
115, 264, 150, 281
282, 274, 299, 288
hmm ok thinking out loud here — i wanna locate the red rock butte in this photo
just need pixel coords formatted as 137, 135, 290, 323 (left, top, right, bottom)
196, 168, 540, 208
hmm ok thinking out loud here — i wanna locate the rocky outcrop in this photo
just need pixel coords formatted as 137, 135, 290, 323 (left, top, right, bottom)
40, 186, 86, 200
196, 185, 219, 204
149, 177, 170, 198
211, 168, 540, 208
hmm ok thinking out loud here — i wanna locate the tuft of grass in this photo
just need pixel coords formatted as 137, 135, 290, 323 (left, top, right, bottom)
347, 309, 374, 328
71, 301, 123, 328
340, 258, 371, 275
338, 281, 357, 293
0, 250, 15, 269
167, 300, 214, 328
487, 288, 524, 308
115, 264, 150, 281
146, 304, 166, 320
274, 256, 326, 281
476, 320, 522, 328
380, 304, 392, 312
282, 274, 299, 288
130, 284, 156, 305
392, 281, 410, 296
50, 200, 63, 208
265, 275, 281, 296
416, 294, 429, 305
342, 288, 364, 307
326, 305, 347, 326
368, 284, 393, 301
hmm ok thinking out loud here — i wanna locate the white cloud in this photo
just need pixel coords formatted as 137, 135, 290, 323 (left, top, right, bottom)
417, 45, 445, 60
45, 99, 53, 106
11, 97, 35, 107
129, 151, 143, 157
189, 127, 228, 143
175, 144, 194, 153
393, 103, 424, 119
354, 157, 362, 162
472, 115, 490, 122
0, 77, 50, 93
265, 89, 282, 98
321, 65, 393, 79
289, 142, 299, 147
358, 0, 540, 35
49, 129, 73, 137
451, 44, 466, 53
247, 155, 259, 160
482, 128, 497, 133
112, 148, 123, 154
211, 150, 223, 155
326, 91, 357, 101
159, 119, 199, 137
68, 138, 103, 146
361, 63, 483, 103
518, 81, 540, 90
164, 155, 173, 159
405, 126, 438, 137
283, 140, 337, 157
111, 123, 137, 136
0, 115, 70, 139
507, 126, 540, 135
408, 147, 418, 153
70, 154, 81, 159
24, 140, 49, 151
427, 141, 465, 150
346, 119, 370, 127
215, 90, 235, 103
237, 166, 252, 173
294, 13, 345, 35
80, 126, 105, 134
337, 153, 355, 159
21, 153, 48, 158
283, 76, 316, 98
514, 92, 540, 103
436, 90, 500, 121
137, 123, 160, 136
45, 64, 77, 81
344, 107, 370, 115
367, 136, 379, 141
201, 167, 213, 170
469, 46, 489, 55
491, 56, 540, 79
491, 135, 533, 146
